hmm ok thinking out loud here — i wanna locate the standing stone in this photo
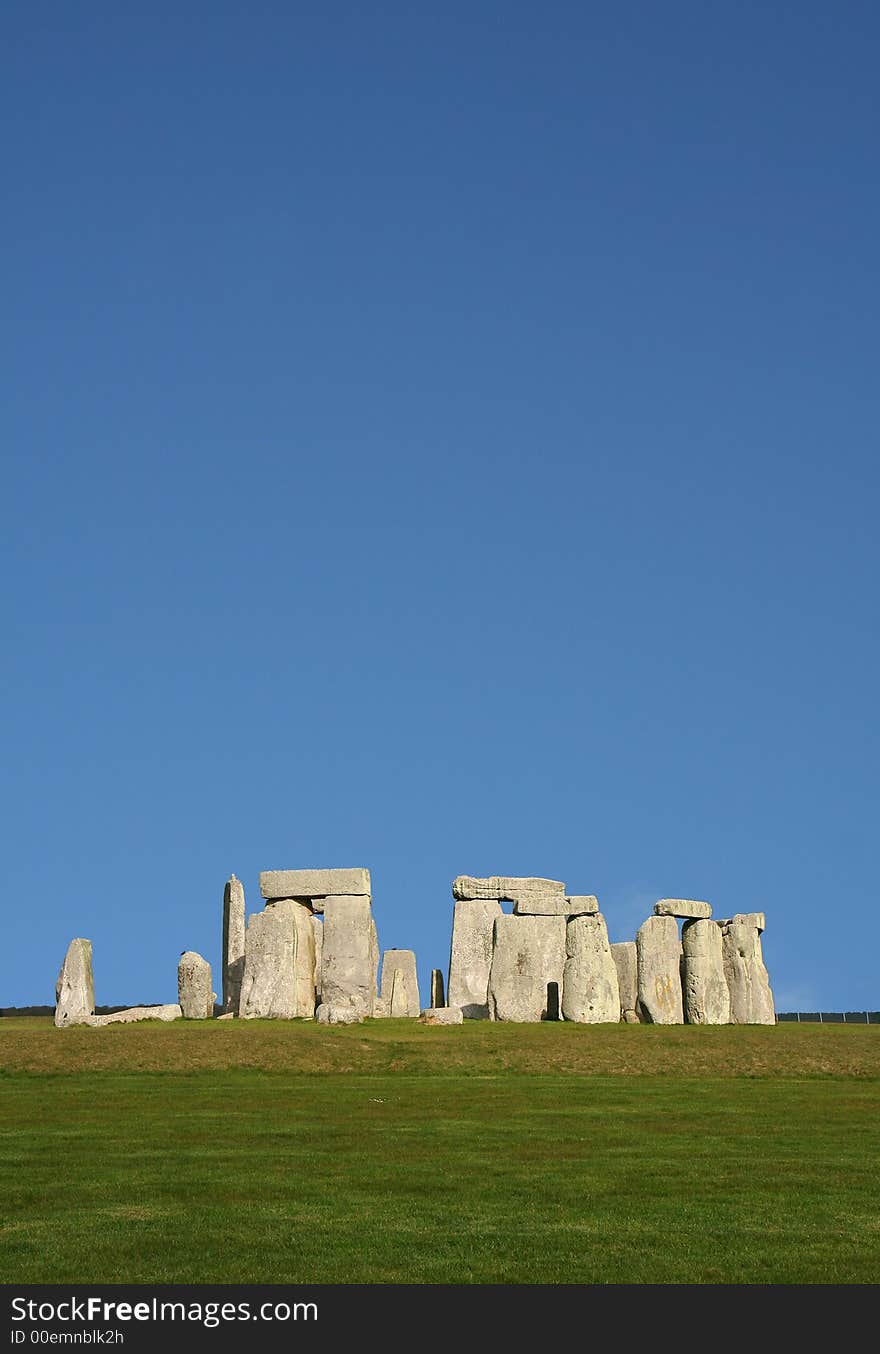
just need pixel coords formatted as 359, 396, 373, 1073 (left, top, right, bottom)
430, 969, 445, 1007
311, 914, 324, 1005
239, 900, 315, 1019
721, 919, 775, 1024
178, 951, 214, 1019
488, 914, 566, 1023
682, 920, 730, 1024
390, 968, 410, 1017
222, 875, 246, 1013
611, 941, 640, 1022
259, 868, 371, 900
320, 895, 375, 1023
380, 949, 420, 1017
447, 898, 502, 1019
54, 939, 95, 1028
562, 914, 620, 1023
654, 899, 713, 920
636, 916, 684, 1024
369, 917, 380, 1014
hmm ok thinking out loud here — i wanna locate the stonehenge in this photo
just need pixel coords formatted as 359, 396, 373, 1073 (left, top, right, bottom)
52, 862, 778, 1031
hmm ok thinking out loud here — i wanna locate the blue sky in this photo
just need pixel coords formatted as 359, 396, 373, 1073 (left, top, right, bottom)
2, 2, 878, 1012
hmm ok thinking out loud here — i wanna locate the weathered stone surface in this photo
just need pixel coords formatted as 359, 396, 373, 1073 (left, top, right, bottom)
453, 876, 565, 907
372, 996, 390, 1018
222, 875, 246, 1013
389, 969, 409, 1017
217, 1011, 235, 1020
419, 1007, 463, 1025
380, 949, 420, 1017
239, 900, 316, 1019
54, 939, 95, 1028
315, 1002, 363, 1025
636, 916, 684, 1024
488, 914, 566, 1023
369, 917, 380, 1013
311, 914, 323, 1003
260, 868, 370, 900
730, 912, 766, 933
91, 1005, 181, 1026
681, 920, 730, 1024
513, 892, 599, 916
611, 941, 639, 1022
430, 969, 445, 1007
654, 899, 713, 920
320, 895, 375, 1022
722, 920, 775, 1024
178, 951, 214, 1019
562, 914, 620, 1023
447, 899, 502, 1019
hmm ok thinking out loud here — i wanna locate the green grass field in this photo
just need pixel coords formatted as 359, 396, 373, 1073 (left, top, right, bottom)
1, 1019, 878, 1284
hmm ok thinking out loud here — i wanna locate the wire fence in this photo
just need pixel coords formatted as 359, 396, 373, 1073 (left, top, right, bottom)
777, 1011, 879, 1024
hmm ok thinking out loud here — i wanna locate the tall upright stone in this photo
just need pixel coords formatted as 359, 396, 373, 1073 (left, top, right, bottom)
222, 874, 246, 1014
320, 895, 375, 1023
380, 949, 420, 1017
369, 917, 380, 1014
681, 920, 730, 1025
178, 951, 214, 1019
390, 968, 410, 1017
721, 918, 775, 1024
611, 941, 640, 1022
562, 914, 620, 1023
311, 914, 324, 1005
239, 900, 315, 1019
488, 914, 566, 1023
54, 938, 95, 1028
636, 916, 683, 1024
430, 968, 445, 1008
447, 899, 502, 1019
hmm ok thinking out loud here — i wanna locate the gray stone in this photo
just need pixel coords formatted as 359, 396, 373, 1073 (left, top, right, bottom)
562, 914, 620, 1023
91, 1005, 181, 1026
513, 892, 599, 916
217, 1011, 235, 1020
722, 920, 775, 1024
611, 941, 639, 1022
259, 868, 371, 901
372, 996, 390, 1018
54, 939, 95, 1028
177, 951, 214, 1019
369, 917, 380, 1014
654, 899, 713, 920
380, 949, 420, 1017
681, 920, 730, 1024
389, 969, 410, 1017
447, 898, 502, 1019
488, 914, 566, 1023
636, 916, 684, 1024
320, 895, 375, 1023
731, 912, 766, 933
430, 969, 445, 1007
453, 876, 566, 908
222, 875, 246, 1014
311, 914, 324, 1003
565, 895, 600, 915
239, 900, 316, 1019
315, 1001, 363, 1025
419, 1007, 463, 1025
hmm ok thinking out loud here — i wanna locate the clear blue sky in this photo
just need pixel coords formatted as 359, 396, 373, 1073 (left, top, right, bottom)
3, 2, 877, 1012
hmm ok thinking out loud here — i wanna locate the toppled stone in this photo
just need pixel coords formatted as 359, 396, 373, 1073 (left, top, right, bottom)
222, 875, 246, 1014
453, 876, 566, 908
654, 899, 713, 920
488, 914, 566, 1023
178, 951, 214, 1019
430, 969, 445, 1007
239, 900, 316, 1019
54, 939, 95, 1028
380, 949, 420, 1017
562, 914, 620, 1023
447, 899, 502, 1019
722, 919, 775, 1024
311, 914, 324, 1003
681, 919, 730, 1024
636, 916, 684, 1024
611, 941, 639, 1022
420, 1007, 463, 1025
259, 868, 371, 900
217, 1012, 235, 1021
315, 1002, 363, 1025
91, 1005, 181, 1026
320, 895, 375, 1023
